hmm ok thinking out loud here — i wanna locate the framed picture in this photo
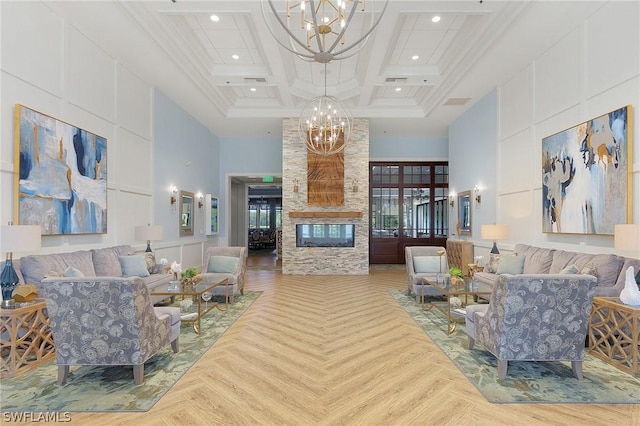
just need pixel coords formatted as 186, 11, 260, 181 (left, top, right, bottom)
14, 105, 107, 235
179, 190, 194, 237
542, 105, 632, 235
205, 194, 219, 235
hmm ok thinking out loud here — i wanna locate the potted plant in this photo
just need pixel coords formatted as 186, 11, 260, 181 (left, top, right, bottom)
181, 267, 200, 290
449, 266, 463, 278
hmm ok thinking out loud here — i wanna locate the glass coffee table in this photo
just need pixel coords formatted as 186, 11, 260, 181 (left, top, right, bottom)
151, 277, 229, 334
420, 275, 492, 334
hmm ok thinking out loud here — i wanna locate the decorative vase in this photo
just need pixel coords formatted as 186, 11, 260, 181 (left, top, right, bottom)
1, 259, 19, 307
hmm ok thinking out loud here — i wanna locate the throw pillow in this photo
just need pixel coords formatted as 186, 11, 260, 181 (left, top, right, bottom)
63, 266, 85, 277
412, 256, 442, 273
487, 254, 501, 273
144, 252, 157, 274
207, 256, 240, 274
579, 262, 598, 278
119, 255, 151, 277
636, 269, 640, 290
559, 264, 579, 274
496, 254, 525, 275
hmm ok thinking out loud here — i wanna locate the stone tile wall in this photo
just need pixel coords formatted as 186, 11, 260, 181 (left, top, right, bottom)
282, 118, 369, 275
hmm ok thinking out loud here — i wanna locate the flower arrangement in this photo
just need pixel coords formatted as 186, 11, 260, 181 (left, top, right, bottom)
181, 267, 201, 291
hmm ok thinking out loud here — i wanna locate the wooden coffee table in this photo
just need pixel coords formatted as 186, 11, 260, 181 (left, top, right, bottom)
151, 277, 229, 334
588, 297, 639, 376
421, 275, 492, 334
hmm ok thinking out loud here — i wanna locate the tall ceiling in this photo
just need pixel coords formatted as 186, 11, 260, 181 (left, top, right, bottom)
45, 0, 608, 139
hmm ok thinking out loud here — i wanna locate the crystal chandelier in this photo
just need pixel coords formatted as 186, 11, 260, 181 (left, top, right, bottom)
299, 64, 351, 155
262, 0, 389, 63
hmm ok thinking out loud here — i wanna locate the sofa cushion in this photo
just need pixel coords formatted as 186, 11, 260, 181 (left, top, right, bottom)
91, 246, 129, 276
412, 256, 441, 273
587, 254, 623, 287
496, 254, 525, 275
119, 255, 151, 277
514, 244, 554, 274
207, 256, 240, 274
20, 250, 96, 284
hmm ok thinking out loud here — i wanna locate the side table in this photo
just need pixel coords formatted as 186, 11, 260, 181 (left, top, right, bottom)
588, 297, 639, 376
1, 298, 55, 378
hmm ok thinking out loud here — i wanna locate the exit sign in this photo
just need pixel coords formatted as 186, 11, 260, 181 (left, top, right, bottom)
262, 176, 274, 183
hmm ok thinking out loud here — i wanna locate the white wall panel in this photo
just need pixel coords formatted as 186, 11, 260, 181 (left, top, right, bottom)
499, 65, 533, 139
534, 26, 583, 122
0, 2, 63, 96
585, 1, 640, 97
117, 128, 152, 193
502, 191, 535, 246
66, 26, 115, 122
117, 65, 152, 139
499, 128, 532, 194
117, 190, 148, 244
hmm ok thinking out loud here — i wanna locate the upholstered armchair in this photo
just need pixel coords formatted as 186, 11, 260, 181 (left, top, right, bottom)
405, 246, 449, 303
37, 277, 181, 385
465, 274, 597, 379
199, 246, 247, 303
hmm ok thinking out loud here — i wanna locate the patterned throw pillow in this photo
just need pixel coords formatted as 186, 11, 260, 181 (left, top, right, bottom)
144, 252, 157, 274
559, 264, 579, 274
487, 254, 501, 273
579, 262, 598, 278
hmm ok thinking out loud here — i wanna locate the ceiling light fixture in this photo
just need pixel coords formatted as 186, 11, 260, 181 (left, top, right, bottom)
210, 15, 220, 22
299, 63, 351, 156
395, 87, 401, 92
411, 55, 419, 60
262, 0, 389, 63
232, 54, 239, 60
432, 15, 441, 23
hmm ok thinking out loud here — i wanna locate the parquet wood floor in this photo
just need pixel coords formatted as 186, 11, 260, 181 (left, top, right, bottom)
32, 255, 640, 425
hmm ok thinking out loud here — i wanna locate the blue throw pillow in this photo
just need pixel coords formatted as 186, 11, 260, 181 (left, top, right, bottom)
63, 266, 85, 277
412, 256, 442, 273
496, 254, 525, 275
119, 255, 151, 277
207, 256, 239, 274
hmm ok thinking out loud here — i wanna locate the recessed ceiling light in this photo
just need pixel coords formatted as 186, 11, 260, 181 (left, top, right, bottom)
411, 55, 419, 61
395, 87, 402, 92
432, 16, 441, 23
232, 54, 239, 60
210, 15, 220, 22
250, 87, 257, 92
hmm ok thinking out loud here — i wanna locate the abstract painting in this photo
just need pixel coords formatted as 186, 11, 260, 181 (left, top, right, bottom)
14, 105, 107, 235
542, 105, 631, 235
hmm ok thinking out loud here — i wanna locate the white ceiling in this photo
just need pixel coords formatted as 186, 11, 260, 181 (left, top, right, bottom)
46, 0, 608, 139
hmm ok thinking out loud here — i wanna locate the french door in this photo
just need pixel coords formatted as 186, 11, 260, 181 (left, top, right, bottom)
369, 162, 450, 264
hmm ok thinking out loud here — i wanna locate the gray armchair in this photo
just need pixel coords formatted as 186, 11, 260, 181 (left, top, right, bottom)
465, 274, 597, 379
199, 246, 247, 303
405, 246, 449, 303
37, 277, 181, 385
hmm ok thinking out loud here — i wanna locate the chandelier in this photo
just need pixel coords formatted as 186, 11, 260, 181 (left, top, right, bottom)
262, 0, 389, 63
299, 64, 351, 155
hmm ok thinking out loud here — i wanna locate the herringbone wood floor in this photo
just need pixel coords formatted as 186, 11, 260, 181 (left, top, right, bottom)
33, 255, 640, 425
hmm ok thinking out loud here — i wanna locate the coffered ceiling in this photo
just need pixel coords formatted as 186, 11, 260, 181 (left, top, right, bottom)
45, 1, 607, 139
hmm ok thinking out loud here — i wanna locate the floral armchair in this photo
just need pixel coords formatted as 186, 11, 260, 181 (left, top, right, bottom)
465, 273, 597, 380
37, 277, 181, 385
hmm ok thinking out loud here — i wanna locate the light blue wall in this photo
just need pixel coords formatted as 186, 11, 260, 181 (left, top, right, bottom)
448, 89, 498, 240
219, 137, 283, 175
370, 136, 448, 160
154, 89, 220, 240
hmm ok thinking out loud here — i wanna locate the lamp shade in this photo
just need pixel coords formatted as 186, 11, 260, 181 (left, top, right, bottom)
481, 224, 509, 241
614, 224, 640, 252
0, 225, 41, 254
135, 225, 163, 242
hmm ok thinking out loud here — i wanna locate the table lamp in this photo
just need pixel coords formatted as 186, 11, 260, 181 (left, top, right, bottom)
135, 224, 163, 252
1, 223, 41, 307
614, 224, 640, 256
480, 224, 509, 254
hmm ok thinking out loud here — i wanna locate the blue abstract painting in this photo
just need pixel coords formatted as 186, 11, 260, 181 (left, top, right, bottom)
542, 105, 631, 235
15, 105, 107, 235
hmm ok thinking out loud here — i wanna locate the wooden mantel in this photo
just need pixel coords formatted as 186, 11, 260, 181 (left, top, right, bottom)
288, 211, 363, 218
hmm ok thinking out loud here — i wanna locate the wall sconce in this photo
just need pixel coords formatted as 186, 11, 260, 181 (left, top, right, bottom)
293, 179, 299, 193
352, 178, 359, 193
197, 192, 204, 209
170, 185, 178, 206
449, 191, 456, 207
474, 185, 481, 204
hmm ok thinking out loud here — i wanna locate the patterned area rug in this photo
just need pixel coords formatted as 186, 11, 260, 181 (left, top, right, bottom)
0, 291, 261, 412
390, 290, 640, 404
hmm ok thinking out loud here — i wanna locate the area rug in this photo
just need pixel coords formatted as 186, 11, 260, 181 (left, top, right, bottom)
0, 291, 261, 412
390, 289, 640, 404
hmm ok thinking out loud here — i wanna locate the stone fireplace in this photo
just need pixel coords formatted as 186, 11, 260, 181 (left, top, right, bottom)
282, 118, 369, 275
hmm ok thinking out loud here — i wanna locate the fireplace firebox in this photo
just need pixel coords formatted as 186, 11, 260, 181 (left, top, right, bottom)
296, 224, 355, 247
